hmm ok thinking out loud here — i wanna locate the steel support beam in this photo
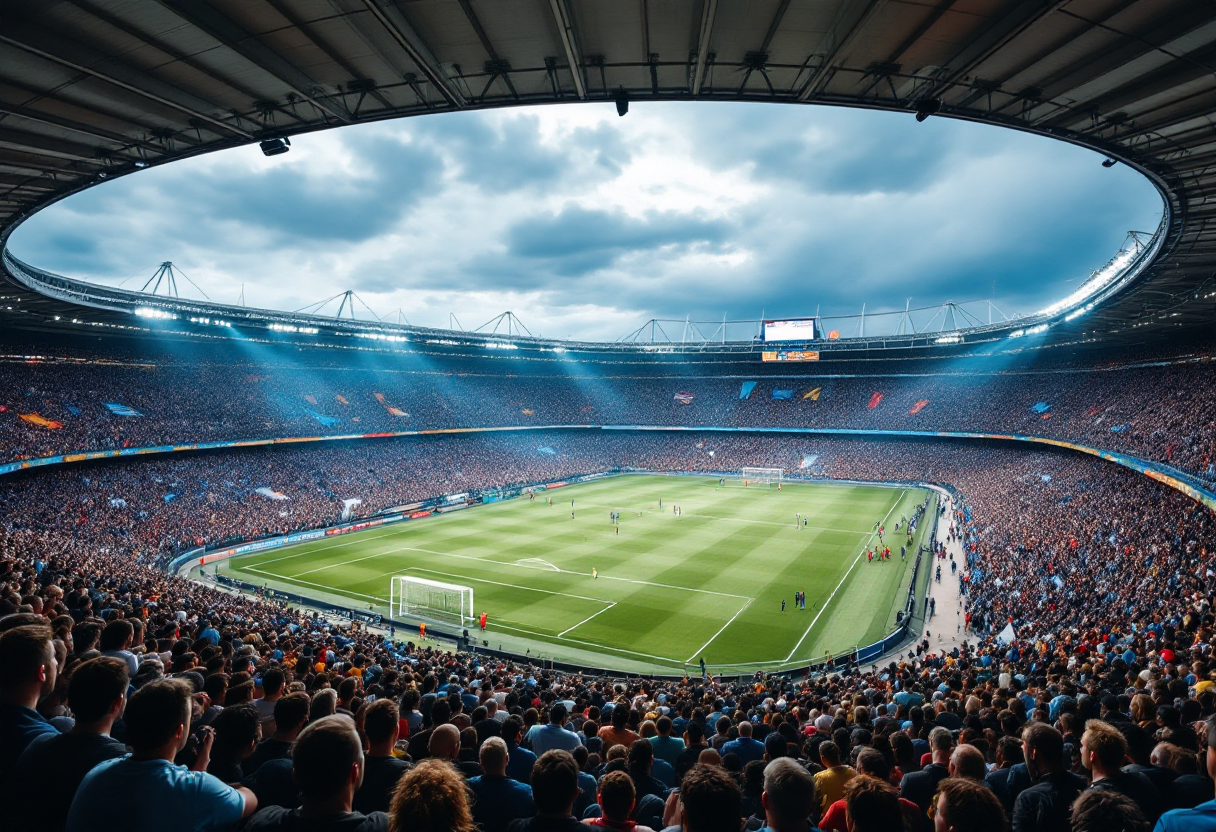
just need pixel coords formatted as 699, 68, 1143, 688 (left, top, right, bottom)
692, 0, 717, 95
798, 0, 888, 101
358, 0, 466, 108
155, 1, 351, 124
0, 32, 252, 139
549, 0, 587, 98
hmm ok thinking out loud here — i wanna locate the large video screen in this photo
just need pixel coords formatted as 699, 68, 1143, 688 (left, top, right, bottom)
763, 318, 818, 342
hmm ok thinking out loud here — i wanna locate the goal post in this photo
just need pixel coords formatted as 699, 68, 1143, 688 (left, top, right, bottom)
389, 576, 474, 626
740, 466, 784, 485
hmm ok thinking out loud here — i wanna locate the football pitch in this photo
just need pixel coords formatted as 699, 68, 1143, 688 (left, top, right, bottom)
218, 475, 936, 674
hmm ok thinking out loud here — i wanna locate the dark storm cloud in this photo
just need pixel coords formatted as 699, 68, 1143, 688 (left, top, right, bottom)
408, 112, 631, 191
506, 206, 732, 275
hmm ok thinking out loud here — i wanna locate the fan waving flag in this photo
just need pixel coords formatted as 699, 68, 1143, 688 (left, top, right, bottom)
772, 389, 794, 400
674, 391, 695, 405
909, 400, 930, 414
868, 393, 883, 409
802, 387, 822, 401
103, 402, 142, 417
739, 381, 757, 400
19, 413, 63, 429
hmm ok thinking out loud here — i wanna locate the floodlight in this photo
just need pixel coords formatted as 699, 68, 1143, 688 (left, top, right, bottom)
259, 137, 291, 157
134, 161, 149, 169
1101, 157, 1117, 168
614, 88, 629, 117
914, 98, 941, 122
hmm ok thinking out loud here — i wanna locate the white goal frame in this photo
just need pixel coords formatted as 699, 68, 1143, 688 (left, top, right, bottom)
741, 466, 784, 485
389, 576, 474, 625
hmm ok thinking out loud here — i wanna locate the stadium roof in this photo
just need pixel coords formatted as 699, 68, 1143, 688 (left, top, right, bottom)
2, 0, 1215, 349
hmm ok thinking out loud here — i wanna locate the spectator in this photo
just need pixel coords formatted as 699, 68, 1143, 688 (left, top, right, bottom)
1080, 719, 1162, 825
387, 757, 476, 832
600, 705, 640, 754
627, 738, 668, 801
677, 764, 742, 832
813, 741, 856, 816
97, 620, 138, 677
509, 749, 585, 832
1011, 723, 1085, 832
933, 777, 1008, 832
66, 678, 257, 832
756, 758, 816, 832
470, 736, 536, 832
948, 745, 988, 783
208, 702, 261, 783
0, 624, 59, 779
1070, 789, 1148, 832
529, 703, 583, 756
585, 769, 656, 832
650, 716, 685, 770
10, 656, 129, 832
354, 699, 412, 814
505, 716, 539, 784
255, 667, 285, 738
244, 714, 385, 831
244, 691, 310, 776
819, 747, 919, 832
900, 727, 953, 820
1154, 719, 1216, 831
841, 776, 903, 832
721, 720, 765, 766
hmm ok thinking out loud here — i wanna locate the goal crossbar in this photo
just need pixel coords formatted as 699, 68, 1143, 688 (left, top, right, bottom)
741, 467, 784, 484
390, 575, 474, 625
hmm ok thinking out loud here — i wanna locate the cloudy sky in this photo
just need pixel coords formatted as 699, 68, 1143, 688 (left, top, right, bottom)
10, 102, 1162, 341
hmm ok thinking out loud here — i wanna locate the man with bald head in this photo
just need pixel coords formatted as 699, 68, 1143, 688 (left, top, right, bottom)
949, 745, 989, 783
429, 722, 481, 778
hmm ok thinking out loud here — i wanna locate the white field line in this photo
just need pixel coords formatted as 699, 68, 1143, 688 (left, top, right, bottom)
244, 565, 386, 604
289, 541, 412, 578
570, 499, 870, 535
250, 526, 405, 568
397, 566, 614, 604
388, 545, 751, 601
242, 565, 685, 664
558, 603, 618, 637
783, 489, 907, 662
685, 598, 753, 664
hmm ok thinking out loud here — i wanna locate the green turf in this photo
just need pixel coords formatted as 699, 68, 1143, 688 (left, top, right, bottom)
220, 475, 936, 673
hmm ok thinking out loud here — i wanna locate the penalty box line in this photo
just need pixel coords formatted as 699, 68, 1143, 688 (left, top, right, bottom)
391, 567, 685, 665
783, 488, 907, 662
240, 564, 687, 666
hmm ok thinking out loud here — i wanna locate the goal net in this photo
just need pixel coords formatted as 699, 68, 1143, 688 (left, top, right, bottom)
389, 576, 474, 626
741, 467, 783, 485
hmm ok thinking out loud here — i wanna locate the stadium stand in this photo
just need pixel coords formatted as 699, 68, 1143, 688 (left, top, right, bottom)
3, 428, 1216, 830
7, 0, 1216, 825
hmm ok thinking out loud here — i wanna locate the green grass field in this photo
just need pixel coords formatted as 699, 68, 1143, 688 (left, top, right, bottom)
218, 475, 936, 673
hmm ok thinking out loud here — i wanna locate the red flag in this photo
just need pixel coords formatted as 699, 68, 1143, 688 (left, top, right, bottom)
868, 393, 883, 409
909, 400, 929, 414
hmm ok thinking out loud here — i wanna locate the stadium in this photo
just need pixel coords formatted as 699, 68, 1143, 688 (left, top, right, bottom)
3, 2, 1216, 831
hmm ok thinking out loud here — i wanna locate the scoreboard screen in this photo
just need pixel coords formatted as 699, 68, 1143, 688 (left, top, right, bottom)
762, 350, 820, 362
762, 317, 818, 342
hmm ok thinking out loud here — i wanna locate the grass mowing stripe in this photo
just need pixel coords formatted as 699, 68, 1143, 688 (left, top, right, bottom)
219, 475, 928, 671
782, 489, 905, 662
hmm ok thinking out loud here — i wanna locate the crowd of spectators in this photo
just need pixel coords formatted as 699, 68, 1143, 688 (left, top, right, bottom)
5, 426, 1216, 829
3, 345, 1216, 486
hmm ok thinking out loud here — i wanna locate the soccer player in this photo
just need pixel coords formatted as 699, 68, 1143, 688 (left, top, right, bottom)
592, 568, 598, 580
781, 599, 786, 612
419, 622, 426, 639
